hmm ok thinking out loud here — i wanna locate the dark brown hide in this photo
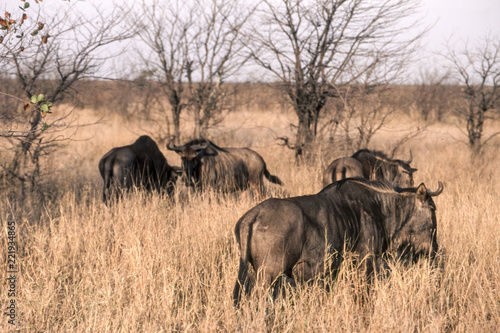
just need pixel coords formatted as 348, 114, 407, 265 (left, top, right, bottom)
167, 138, 282, 194
233, 178, 443, 305
322, 157, 364, 187
323, 149, 416, 188
98, 135, 178, 203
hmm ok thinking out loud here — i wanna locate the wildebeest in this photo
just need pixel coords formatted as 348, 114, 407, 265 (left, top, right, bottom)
323, 149, 417, 188
233, 178, 443, 305
99, 135, 179, 203
166, 138, 282, 195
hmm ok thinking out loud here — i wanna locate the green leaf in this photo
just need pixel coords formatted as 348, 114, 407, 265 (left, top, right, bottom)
40, 104, 49, 112
24, 3, 30, 9
41, 123, 51, 131
31, 29, 38, 36
37, 93, 45, 102
30, 95, 37, 104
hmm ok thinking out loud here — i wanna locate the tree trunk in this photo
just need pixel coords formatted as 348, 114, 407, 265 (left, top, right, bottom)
295, 111, 313, 161
173, 107, 181, 144
466, 102, 485, 158
193, 106, 201, 138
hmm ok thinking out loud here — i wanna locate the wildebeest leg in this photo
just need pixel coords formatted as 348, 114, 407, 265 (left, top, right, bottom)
292, 260, 324, 284
253, 268, 280, 302
268, 273, 297, 307
374, 256, 392, 280
357, 255, 380, 304
233, 258, 253, 307
360, 254, 379, 283
103, 184, 110, 204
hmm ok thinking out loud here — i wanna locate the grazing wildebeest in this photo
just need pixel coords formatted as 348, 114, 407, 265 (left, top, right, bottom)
99, 135, 179, 203
233, 178, 443, 305
166, 138, 282, 195
323, 149, 417, 188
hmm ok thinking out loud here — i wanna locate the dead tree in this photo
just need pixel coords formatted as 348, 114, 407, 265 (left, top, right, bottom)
137, 0, 195, 144
247, 0, 425, 158
446, 36, 500, 157
186, 0, 254, 138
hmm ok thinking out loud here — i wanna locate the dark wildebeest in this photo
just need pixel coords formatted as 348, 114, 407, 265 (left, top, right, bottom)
166, 138, 282, 195
233, 178, 443, 305
99, 135, 179, 203
322, 149, 417, 188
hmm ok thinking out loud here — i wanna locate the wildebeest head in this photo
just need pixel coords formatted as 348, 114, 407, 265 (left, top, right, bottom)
389, 151, 417, 187
167, 137, 211, 187
394, 181, 444, 259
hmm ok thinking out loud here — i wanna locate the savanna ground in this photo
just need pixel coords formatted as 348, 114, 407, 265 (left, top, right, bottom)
1, 98, 500, 332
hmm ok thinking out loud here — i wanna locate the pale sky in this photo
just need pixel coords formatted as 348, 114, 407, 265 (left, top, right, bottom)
420, 0, 500, 52
2, 0, 499, 81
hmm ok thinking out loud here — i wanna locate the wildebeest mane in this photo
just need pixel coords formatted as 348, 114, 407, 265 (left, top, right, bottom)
322, 177, 396, 195
352, 149, 388, 160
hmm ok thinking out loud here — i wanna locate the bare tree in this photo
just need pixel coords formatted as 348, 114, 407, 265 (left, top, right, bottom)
336, 85, 395, 151
1, 2, 135, 200
446, 36, 500, 157
248, 0, 424, 158
186, 0, 254, 138
137, 0, 195, 144
137, 0, 254, 140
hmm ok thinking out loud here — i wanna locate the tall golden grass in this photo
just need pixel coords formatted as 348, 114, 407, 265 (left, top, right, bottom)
1, 104, 499, 332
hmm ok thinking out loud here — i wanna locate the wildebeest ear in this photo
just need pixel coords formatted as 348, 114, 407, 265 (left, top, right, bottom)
416, 183, 427, 203
410, 167, 418, 173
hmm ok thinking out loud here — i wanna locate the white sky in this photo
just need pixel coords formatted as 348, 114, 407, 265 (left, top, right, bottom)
420, 0, 500, 52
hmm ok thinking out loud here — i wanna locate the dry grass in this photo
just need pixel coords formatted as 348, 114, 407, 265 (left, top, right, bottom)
1, 105, 499, 332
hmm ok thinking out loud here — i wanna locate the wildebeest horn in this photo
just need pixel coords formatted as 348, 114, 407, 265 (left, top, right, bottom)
427, 181, 444, 196
402, 150, 413, 164
166, 136, 185, 151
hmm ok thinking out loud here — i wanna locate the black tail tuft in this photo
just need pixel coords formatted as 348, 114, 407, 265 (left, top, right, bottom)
233, 258, 250, 307
264, 169, 282, 185
341, 166, 347, 179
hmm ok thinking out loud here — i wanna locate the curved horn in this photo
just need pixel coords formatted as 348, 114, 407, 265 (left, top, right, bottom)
402, 150, 413, 164
166, 136, 185, 151
427, 181, 444, 196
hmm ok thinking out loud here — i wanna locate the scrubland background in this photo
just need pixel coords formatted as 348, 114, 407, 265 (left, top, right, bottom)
1, 84, 499, 332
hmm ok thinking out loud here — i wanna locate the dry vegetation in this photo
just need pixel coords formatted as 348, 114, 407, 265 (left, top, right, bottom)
1, 99, 499, 332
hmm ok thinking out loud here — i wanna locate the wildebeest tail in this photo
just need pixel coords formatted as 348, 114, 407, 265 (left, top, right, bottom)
264, 168, 282, 185
341, 166, 347, 179
333, 166, 347, 182
100, 159, 113, 204
233, 209, 259, 306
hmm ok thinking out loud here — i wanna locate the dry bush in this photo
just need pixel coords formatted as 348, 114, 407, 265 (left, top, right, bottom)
1, 105, 499, 332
